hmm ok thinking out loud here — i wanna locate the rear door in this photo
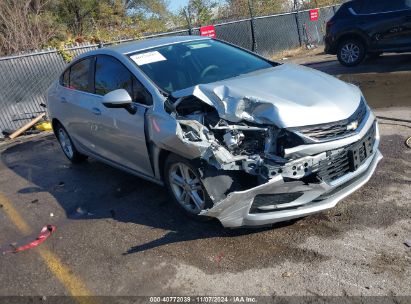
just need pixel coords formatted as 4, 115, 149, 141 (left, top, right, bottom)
360, 0, 411, 50
399, 1, 411, 49
59, 57, 102, 151
91, 55, 154, 177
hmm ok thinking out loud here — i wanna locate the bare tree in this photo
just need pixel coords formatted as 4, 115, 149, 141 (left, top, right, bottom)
218, 0, 285, 20
0, 0, 57, 55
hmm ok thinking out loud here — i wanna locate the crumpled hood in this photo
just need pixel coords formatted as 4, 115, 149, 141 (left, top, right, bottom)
172, 63, 363, 128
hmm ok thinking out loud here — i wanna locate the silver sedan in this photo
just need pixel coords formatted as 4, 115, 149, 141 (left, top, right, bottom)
47, 36, 382, 228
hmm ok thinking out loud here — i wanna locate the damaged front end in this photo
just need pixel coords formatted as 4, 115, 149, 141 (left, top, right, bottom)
148, 84, 382, 228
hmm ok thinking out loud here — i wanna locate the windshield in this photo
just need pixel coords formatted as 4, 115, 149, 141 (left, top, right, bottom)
128, 39, 274, 93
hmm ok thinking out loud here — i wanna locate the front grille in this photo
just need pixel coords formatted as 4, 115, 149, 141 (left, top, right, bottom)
296, 99, 367, 141
317, 148, 352, 183
317, 122, 376, 183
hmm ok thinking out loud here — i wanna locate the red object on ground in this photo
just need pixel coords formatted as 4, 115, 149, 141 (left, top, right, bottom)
11, 225, 56, 253
215, 252, 224, 264
200, 25, 216, 38
309, 9, 319, 21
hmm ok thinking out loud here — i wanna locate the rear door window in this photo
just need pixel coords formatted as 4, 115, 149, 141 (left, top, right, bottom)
94, 55, 152, 105
360, 0, 409, 13
350, 1, 364, 13
69, 58, 93, 92
334, 1, 363, 17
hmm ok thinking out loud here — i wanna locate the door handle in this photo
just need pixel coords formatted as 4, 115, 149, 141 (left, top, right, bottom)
60, 97, 67, 103
91, 107, 101, 116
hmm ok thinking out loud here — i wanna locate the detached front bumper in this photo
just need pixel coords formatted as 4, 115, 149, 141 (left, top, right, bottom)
201, 121, 382, 228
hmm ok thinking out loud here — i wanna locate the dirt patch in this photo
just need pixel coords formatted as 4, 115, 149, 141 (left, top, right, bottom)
271, 47, 307, 61
126, 227, 328, 275
339, 73, 411, 109
272, 47, 335, 65
371, 250, 411, 278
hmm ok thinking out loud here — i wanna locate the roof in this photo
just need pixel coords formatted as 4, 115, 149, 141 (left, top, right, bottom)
105, 35, 209, 55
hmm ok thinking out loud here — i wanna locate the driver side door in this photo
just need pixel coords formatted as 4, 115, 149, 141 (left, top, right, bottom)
90, 55, 154, 177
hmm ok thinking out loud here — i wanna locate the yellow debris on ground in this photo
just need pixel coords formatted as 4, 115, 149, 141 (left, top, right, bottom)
34, 121, 52, 131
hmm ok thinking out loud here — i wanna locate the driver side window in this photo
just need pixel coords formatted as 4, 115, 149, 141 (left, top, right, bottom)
94, 55, 152, 105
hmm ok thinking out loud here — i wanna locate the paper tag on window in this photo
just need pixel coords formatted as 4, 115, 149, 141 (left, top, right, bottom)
130, 51, 166, 66
187, 43, 212, 49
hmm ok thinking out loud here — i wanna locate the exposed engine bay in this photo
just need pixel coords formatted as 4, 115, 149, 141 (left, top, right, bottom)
165, 94, 327, 185
145, 68, 380, 228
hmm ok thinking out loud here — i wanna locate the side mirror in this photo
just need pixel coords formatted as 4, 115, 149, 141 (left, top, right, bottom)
102, 89, 132, 108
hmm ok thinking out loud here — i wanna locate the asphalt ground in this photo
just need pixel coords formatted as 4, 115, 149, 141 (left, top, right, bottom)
282, 49, 411, 75
0, 51, 410, 301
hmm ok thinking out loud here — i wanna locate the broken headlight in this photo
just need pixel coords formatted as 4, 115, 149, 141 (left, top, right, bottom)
275, 129, 305, 157
223, 130, 245, 150
210, 120, 268, 155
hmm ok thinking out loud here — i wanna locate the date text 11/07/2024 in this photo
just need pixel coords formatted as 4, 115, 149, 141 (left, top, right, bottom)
149, 296, 258, 303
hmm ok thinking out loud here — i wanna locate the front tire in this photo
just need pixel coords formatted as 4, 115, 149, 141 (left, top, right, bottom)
337, 39, 366, 67
164, 154, 212, 220
55, 123, 88, 163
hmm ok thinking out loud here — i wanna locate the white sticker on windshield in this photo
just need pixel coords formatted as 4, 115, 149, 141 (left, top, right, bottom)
187, 43, 212, 49
130, 51, 166, 66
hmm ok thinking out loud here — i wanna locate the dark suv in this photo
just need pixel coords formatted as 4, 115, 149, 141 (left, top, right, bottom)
325, 0, 411, 66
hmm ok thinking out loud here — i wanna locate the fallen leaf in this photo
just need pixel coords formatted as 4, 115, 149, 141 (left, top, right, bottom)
282, 272, 292, 278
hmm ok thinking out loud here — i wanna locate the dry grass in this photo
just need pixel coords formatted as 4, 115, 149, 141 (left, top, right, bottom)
271, 47, 307, 60
271, 46, 329, 64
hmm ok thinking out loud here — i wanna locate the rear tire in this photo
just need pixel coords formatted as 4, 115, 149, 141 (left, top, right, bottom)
55, 123, 88, 164
164, 154, 212, 221
337, 39, 366, 67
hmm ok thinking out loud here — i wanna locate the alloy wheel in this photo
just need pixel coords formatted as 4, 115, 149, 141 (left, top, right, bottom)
340, 43, 361, 64
58, 128, 74, 159
168, 162, 205, 214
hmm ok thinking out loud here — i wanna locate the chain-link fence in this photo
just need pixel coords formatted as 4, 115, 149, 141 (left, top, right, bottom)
0, 4, 341, 137
0, 44, 101, 136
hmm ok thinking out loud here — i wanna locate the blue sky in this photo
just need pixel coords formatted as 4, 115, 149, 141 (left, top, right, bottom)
169, 0, 189, 12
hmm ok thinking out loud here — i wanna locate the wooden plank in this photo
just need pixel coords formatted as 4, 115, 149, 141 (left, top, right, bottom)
8, 113, 46, 139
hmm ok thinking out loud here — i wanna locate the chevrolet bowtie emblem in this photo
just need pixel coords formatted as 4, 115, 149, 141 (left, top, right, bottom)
347, 121, 359, 131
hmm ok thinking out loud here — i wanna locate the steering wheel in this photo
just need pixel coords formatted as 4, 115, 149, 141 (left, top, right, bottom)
200, 65, 219, 79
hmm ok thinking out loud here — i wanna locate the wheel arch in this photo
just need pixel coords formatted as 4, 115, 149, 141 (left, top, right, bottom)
154, 148, 198, 182
51, 118, 62, 137
336, 31, 369, 50
149, 144, 171, 182
158, 148, 171, 180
